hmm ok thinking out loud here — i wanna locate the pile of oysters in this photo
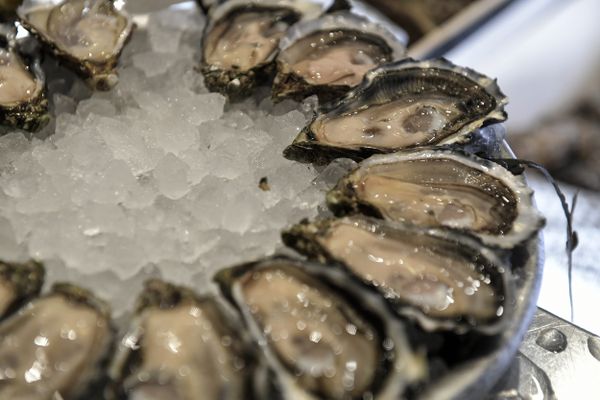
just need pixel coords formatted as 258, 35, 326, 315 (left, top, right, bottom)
0, 0, 546, 399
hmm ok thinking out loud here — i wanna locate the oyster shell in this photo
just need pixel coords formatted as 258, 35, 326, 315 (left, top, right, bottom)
200, 0, 325, 100
0, 23, 48, 132
195, 0, 222, 14
284, 58, 507, 164
109, 279, 256, 400
0, 259, 44, 320
215, 256, 425, 400
272, 11, 406, 103
282, 216, 512, 333
18, 0, 133, 90
327, 148, 545, 249
0, 282, 114, 399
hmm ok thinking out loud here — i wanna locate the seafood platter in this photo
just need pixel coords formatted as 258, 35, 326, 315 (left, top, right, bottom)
0, 0, 545, 398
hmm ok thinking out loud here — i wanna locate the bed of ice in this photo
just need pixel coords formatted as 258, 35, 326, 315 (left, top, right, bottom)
0, 8, 352, 315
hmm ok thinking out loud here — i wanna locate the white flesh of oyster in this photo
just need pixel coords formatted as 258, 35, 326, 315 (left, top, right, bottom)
281, 31, 389, 87
0, 47, 41, 106
236, 264, 380, 399
316, 220, 499, 320
125, 301, 247, 400
0, 294, 110, 399
204, 10, 293, 72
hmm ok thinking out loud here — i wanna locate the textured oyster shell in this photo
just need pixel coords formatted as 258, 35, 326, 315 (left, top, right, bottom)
282, 216, 513, 334
0, 282, 114, 399
17, 0, 133, 90
215, 255, 425, 400
284, 58, 508, 164
108, 279, 257, 400
327, 148, 545, 249
272, 11, 406, 103
200, 0, 326, 100
0, 259, 44, 320
0, 23, 48, 132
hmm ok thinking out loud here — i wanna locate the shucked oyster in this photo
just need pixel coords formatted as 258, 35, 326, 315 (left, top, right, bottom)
0, 283, 113, 399
216, 256, 425, 400
327, 148, 545, 249
109, 279, 256, 400
272, 11, 406, 103
282, 217, 512, 333
0, 259, 44, 320
18, 0, 133, 90
284, 58, 507, 164
201, 0, 324, 100
0, 23, 48, 132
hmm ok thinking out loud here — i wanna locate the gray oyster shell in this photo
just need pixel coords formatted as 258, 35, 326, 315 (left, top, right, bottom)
326, 148, 545, 249
284, 58, 508, 164
0, 23, 48, 132
0, 282, 114, 399
0, 259, 44, 320
200, 0, 326, 101
108, 279, 258, 400
17, 0, 133, 90
272, 11, 406, 103
282, 216, 513, 334
215, 255, 426, 400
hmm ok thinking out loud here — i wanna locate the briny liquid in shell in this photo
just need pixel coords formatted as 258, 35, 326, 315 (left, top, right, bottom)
313, 96, 462, 150
239, 264, 380, 398
316, 220, 501, 320
0, 48, 38, 106
204, 9, 295, 71
0, 295, 110, 399
128, 302, 247, 399
24, 0, 130, 63
283, 31, 389, 86
351, 159, 517, 234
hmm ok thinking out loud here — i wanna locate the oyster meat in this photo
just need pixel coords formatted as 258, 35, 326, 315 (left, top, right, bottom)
216, 256, 425, 400
283, 217, 511, 333
0, 260, 44, 320
109, 279, 255, 400
284, 58, 507, 163
201, 0, 324, 100
18, 0, 133, 90
0, 23, 48, 132
0, 283, 113, 399
272, 11, 406, 103
327, 148, 545, 249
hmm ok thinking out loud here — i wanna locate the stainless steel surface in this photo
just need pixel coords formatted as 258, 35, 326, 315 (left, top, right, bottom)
491, 308, 600, 399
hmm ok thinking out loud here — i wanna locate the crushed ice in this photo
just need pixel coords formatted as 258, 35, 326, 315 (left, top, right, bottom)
0, 8, 333, 314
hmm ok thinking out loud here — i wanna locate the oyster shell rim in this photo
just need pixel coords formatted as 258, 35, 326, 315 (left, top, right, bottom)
16, 0, 135, 91
326, 147, 546, 250
214, 254, 427, 400
284, 57, 508, 164
199, 0, 324, 100
281, 215, 515, 335
271, 11, 407, 103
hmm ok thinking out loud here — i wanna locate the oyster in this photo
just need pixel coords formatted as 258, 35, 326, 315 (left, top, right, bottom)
0, 282, 114, 399
326, 148, 545, 249
272, 11, 406, 103
282, 217, 512, 333
284, 58, 507, 164
215, 256, 425, 400
201, 0, 324, 100
0, 259, 44, 320
109, 279, 256, 400
18, 0, 133, 90
0, 23, 48, 132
